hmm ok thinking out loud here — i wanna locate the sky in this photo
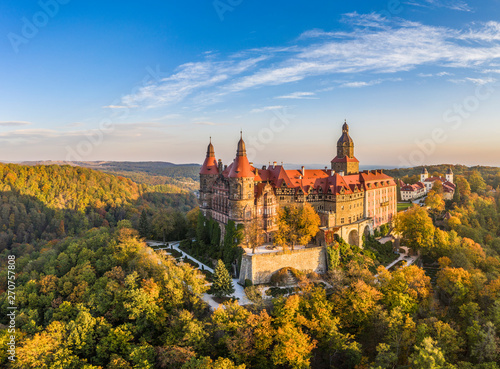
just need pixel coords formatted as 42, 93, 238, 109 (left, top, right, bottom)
1, 0, 500, 167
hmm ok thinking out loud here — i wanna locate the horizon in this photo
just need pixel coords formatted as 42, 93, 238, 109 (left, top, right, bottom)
2, 1, 500, 166
2, 159, 497, 172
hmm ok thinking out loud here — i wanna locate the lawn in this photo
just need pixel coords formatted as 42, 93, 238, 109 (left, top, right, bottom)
397, 202, 414, 212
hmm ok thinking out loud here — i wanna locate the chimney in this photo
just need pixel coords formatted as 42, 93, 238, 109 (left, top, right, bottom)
325, 166, 328, 171
273, 161, 277, 169
339, 171, 345, 176
262, 165, 266, 170
255, 168, 258, 176
224, 165, 227, 170
301, 166, 305, 176
330, 170, 335, 177
249, 162, 253, 166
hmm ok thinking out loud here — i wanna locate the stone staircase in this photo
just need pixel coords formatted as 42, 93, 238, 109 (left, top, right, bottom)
283, 270, 298, 286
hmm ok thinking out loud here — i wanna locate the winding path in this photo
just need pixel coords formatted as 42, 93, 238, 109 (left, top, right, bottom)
146, 240, 251, 309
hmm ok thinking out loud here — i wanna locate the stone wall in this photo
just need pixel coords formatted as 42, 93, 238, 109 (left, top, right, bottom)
239, 247, 327, 285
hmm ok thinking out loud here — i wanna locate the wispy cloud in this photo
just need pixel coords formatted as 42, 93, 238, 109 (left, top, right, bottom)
340, 12, 392, 29
418, 71, 453, 77
120, 14, 500, 109
340, 78, 402, 88
122, 56, 269, 109
405, 0, 471, 12
450, 77, 497, 85
341, 80, 382, 88
275, 91, 317, 99
102, 105, 138, 109
250, 105, 286, 113
0, 121, 31, 127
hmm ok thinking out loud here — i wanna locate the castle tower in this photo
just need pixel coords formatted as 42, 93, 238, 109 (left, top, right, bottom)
199, 138, 219, 214
420, 167, 429, 183
446, 167, 454, 184
331, 121, 359, 175
228, 133, 255, 223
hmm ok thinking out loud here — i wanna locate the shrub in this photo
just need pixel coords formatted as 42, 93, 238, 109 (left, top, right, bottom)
265, 286, 296, 297
270, 267, 304, 286
307, 271, 320, 280
244, 279, 253, 287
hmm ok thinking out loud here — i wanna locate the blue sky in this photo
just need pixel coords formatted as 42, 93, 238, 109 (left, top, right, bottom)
1, 0, 500, 167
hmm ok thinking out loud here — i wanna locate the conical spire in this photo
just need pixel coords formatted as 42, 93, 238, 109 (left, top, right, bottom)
206, 137, 215, 157
342, 119, 349, 133
229, 131, 253, 178
236, 131, 246, 157
200, 137, 218, 175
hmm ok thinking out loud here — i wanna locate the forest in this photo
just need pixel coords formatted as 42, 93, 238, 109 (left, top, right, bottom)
1, 163, 500, 368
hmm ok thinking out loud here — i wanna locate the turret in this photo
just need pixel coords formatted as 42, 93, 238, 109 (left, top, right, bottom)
199, 138, 219, 212
331, 120, 359, 175
446, 167, 453, 184
420, 167, 429, 183
228, 133, 255, 223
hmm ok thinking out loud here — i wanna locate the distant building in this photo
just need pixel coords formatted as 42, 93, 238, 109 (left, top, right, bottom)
400, 167, 456, 201
400, 181, 426, 201
199, 122, 397, 247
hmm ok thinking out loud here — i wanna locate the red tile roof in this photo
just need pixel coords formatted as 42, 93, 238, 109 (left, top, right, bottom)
200, 156, 218, 175
227, 155, 254, 178
331, 156, 360, 163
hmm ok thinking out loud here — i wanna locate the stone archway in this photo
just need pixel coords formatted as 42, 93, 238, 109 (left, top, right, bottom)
363, 225, 372, 237
348, 229, 359, 247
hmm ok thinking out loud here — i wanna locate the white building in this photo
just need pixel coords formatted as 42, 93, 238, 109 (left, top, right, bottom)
400, 167, 456, 201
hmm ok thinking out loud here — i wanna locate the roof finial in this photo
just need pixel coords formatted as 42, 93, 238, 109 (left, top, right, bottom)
209, 136, 212, 144
240, 129, 242, 139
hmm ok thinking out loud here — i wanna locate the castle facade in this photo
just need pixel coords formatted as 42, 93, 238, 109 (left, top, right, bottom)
199, 122, 397, 247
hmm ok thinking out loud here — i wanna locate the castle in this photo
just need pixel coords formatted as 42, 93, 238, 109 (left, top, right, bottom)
400, 167, 455, 201
199, 122, 397, 248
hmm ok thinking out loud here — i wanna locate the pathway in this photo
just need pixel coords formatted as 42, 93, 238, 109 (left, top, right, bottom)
146, 240, 251, 309
375, 246, 419, 279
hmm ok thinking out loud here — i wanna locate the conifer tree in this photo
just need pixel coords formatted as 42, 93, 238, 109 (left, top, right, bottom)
211, 259, 235, 299
138, 210, 150, 238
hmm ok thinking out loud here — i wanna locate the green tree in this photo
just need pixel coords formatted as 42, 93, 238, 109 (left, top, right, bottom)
410, 337, 447, 369
469, 171, 487, 194
138, 210, 150, 238
211, 259, 235, 299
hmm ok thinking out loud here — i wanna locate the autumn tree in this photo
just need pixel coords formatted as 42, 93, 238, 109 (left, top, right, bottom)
244, 216, 265, 254
455, 175, 471, 198
393, 205, 435, 254
469, 170, 487, 194
432, 180, 444, 195
426, 190, 445, 214
274, 203, 320, 250
409, 337, 447, 369
152, 209, 174, 242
